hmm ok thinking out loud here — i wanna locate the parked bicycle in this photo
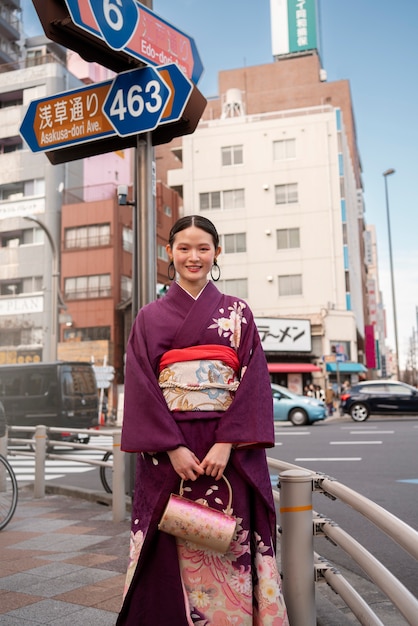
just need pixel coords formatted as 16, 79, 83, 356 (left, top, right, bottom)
0, 454, 18, 530
100, 450, 113, 494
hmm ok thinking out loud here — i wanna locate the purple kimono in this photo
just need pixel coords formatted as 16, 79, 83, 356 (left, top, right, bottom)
117, 281, 288, 626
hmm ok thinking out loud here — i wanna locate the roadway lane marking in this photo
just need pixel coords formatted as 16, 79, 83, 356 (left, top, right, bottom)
340, 426, 378, 429
397, 479, 418, 484
349, 430, 394, 435
295, 457, 362, 462
274, 431, 311, 435
329, 441, 382, 445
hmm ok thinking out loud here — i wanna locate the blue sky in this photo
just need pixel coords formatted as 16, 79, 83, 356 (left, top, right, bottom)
23, 1, 418, 368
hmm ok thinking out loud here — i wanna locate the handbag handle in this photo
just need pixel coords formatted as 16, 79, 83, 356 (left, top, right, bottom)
179, 474, 233, 514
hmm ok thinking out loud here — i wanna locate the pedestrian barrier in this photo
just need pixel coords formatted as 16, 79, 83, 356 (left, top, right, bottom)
7, 425, 125, 522
5, 426, 418, 624
268, 457, 418, 626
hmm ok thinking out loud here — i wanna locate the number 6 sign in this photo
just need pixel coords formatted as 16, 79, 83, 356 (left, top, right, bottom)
88, 0, 139, 50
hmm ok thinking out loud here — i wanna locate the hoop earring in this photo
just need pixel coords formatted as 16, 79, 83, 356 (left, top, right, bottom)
167, 261, 176, 281
210, 259, 221, 282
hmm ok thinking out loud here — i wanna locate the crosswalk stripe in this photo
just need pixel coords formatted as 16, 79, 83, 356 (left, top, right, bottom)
7, 435, 113, 482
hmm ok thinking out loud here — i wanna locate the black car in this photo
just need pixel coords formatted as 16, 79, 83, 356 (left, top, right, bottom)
340, 380, 418, 422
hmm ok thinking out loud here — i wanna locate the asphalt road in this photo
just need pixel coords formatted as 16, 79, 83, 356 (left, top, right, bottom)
270, 414, 418, 597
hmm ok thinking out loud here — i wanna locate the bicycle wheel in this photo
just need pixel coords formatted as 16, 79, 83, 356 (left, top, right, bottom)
0, 454, 18, 531
100, 451, 113, 494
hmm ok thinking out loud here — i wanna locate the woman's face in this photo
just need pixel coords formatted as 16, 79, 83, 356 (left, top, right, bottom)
166, 226, 221, 295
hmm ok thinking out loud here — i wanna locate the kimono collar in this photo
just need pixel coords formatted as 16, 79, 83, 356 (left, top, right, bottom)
175, 281, 210, 300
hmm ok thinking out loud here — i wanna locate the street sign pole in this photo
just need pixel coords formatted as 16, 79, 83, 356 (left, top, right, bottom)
127, 0, 154, 499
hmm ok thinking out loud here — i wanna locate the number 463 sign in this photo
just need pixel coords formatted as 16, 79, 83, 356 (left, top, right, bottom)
103, 66, 170, 136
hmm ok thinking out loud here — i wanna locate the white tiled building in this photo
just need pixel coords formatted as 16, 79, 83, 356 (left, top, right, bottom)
163, 56, 371, 390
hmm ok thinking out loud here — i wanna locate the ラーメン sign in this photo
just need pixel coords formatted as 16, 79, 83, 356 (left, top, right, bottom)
270, 0, 318, 56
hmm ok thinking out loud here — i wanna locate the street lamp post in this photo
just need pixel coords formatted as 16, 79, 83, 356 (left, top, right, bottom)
24, 215, 59, 362
382, 168, 400, 380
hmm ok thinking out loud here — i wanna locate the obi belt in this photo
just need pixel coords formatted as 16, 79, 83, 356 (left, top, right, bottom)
158, 345, 240, 412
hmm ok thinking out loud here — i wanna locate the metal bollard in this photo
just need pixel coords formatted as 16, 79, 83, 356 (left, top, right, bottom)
34, 424, 47, 498
279, 469, 315, 626
112, 429, 126, 522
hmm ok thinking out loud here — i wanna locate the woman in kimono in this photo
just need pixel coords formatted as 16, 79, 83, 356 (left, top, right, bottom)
117, 215, 288, 626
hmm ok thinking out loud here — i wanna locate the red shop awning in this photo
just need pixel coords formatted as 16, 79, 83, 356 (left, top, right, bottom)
267, 363, 321, 374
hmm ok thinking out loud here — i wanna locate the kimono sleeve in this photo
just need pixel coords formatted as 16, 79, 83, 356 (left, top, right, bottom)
215, 306, 275, 448
121, 309, 187, 453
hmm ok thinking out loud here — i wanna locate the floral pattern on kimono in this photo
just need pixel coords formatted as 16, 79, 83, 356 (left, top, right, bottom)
117, 282, 287, 626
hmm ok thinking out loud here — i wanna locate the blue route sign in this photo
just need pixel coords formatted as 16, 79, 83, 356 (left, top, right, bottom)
102, 66, 171, 137
19, 64, 203, 163
157, 64, 193, 125
64, 0, 204, 84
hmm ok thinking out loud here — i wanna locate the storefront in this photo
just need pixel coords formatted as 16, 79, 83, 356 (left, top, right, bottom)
267, 362, 322, 394
255, 317, 322, 394
325, 361, 367, 390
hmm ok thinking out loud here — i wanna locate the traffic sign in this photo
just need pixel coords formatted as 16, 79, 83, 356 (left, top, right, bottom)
102, 66, 170, 137
33, 0, 204, 84
93, 365, 115, 390
157, 64, 194, 125
19, 64, 205, 164
19, 80, 115, 155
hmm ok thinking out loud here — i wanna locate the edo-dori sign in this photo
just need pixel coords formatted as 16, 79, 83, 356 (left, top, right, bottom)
32, 0, 204, 84
64, 0, 204, 84
255, 318, 312, 352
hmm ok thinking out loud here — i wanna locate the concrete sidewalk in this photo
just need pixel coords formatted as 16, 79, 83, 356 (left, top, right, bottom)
0, 485, 409, 625
0, 487, 128, 625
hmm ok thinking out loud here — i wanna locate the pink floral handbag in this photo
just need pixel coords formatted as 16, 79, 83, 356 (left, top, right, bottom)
158, 475, 237, 554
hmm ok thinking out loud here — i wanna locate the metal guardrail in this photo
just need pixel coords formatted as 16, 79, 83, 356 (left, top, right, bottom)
4, 427, 418, 624
268, 458, 418, 626
6, 425, 125, 522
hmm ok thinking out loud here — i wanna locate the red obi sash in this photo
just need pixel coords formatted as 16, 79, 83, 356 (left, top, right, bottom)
159, 345, 240, 374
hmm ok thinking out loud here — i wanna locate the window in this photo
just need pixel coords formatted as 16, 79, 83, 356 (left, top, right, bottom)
0, 329, 21, 347
64, 274, 111, 299
345, 271, 350, 292
26, 50, 44, 67
163, 205, 172, 217
63, 326, 111, 341
1, 138, 22, 154
121, 276, 132, 300
22, 277, 42, 293
223, 189, 244, 210
221, 145, 243, 166
276, 228, 300, 249
219, 279, 248, 299
23, 228, 43, 245
64, 224, 110, 249
122, 226, 133, 252
199, 189, 245, 211
386, 384, 412, 397
0, 281, 22, 296
157, 244, 169, 261
273, 139, 296, 160
223, 233, 246, 253
278, 274, 302, 296
274, 183, 298, 205
199, 191, 221, 211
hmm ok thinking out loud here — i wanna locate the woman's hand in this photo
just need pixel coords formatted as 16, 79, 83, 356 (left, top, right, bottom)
200, 443, 233, 480
167, 446, 205, 481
